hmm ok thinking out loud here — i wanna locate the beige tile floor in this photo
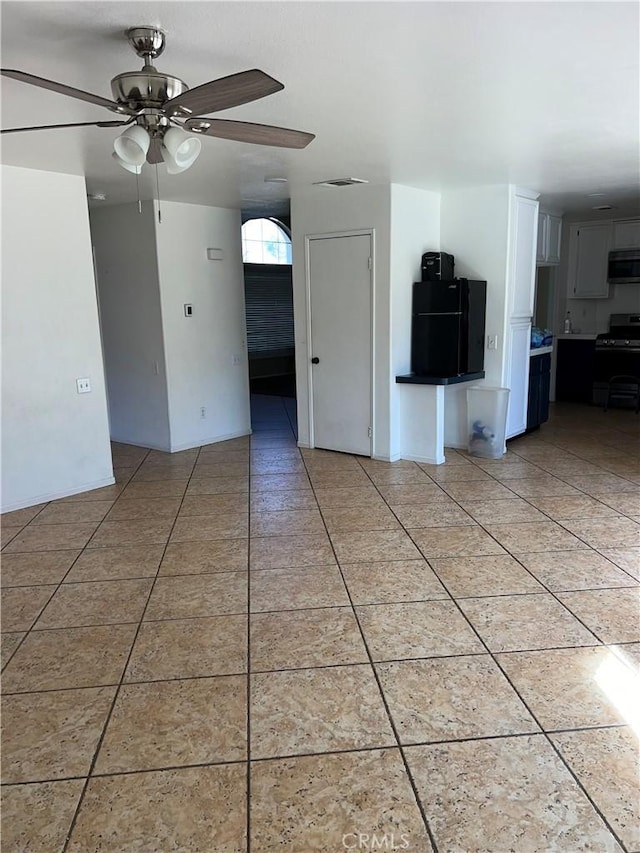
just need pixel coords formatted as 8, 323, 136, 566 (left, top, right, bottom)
1, 397, 639, 852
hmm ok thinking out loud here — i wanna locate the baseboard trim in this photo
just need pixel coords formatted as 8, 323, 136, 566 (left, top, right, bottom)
110, 436, 169, 452
171, 428, 252, 453
399, 453, 445, 465
110, 428, 253, 454
1, 475, 116, 513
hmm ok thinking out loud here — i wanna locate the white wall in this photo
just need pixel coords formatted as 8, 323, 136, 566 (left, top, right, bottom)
292, 181, 537, 459
90, 202, 171, 450
440, 185, 512, 447
154, 201, 250, 451
290, 183, 392, 457
441, 185, 510, 387
1, 165, 113, 511
390, 184, 441, 460
91, 200, 250, 453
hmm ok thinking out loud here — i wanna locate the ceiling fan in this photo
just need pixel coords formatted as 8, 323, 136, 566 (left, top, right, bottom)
0, 26, 315, 174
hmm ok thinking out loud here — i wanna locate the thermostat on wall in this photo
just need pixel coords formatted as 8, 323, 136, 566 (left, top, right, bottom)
207, 248, 223, 261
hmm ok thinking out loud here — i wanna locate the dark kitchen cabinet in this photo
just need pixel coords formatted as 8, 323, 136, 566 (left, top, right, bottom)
555, 338, 596, 402
527, 352, 551, 430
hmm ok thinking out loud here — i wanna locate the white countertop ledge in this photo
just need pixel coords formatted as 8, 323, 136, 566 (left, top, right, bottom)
556, 333, 599, 340
530, 346, 554, 356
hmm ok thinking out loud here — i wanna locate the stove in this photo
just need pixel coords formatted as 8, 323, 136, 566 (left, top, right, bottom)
593, 314, 640, 408
596, 313, 640, 350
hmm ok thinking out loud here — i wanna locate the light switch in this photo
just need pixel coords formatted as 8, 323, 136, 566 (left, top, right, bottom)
184, 304, 193, 317
76, 377, 91, 394
487, 335, 498, 350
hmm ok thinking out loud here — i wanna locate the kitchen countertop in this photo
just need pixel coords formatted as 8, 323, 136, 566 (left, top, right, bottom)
556, 333, 599, 340
395, 371, 485, 386
530, 346, 553, 356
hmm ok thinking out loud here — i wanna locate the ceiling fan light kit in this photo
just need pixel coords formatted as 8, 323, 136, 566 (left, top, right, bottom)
111, 151, 142, 175
113, 124, 150, 167
0, 24, 315, 180
162, 126, 202, 172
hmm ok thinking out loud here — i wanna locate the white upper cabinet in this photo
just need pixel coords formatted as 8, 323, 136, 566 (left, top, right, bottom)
510, 194, 539, 318
613, 219, 640, 249
546, 215, 562, 263
536, 214, 547, 263
536, 211, 562, 265
567, 222, 612, 299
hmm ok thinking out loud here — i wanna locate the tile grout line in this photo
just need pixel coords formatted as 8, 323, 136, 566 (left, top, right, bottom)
381, 457, 630, 647
6, 589, 623, 635
0, 449, 154, 672
245, 397, 298, 850
385, 460, 625, 651
9, 637, 631, 696
305, 445, 635, 656
0, 459, 147, 724
0, 498, 63, 552
246, 413, 267, 853
424, 553, 630, 852
460, 457, 640, 629
4, 711, 635, 786
352, 455, 630, 852
2, 410, 637, 848
60, 443, 200, 852
297, 450, 442, 853
3, 719, 634, 788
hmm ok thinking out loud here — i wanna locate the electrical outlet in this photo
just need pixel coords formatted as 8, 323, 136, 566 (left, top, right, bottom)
200, 407, 206, 419
76, 377, 91, 394
487, 335, 498, 350
231, 354, 242, 366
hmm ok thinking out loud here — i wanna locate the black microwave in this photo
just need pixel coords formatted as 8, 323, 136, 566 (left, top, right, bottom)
607, 250, 640, 284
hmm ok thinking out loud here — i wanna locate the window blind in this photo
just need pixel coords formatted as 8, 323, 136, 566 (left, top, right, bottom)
244, 263, 294, 356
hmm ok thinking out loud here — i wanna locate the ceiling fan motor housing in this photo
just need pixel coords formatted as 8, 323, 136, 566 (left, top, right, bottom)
111, 28, 189, 113
110, 70, 188, 111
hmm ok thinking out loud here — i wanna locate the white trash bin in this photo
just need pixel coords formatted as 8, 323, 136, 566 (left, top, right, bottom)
467, 386, 510, 459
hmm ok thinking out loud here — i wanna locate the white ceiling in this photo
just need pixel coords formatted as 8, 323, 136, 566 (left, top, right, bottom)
1, 1, 639, 217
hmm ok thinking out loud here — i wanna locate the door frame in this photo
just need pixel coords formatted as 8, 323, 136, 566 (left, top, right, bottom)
304, 228, 375, 454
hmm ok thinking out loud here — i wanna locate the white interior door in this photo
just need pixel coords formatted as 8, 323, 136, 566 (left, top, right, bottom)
308, 233, 372, 455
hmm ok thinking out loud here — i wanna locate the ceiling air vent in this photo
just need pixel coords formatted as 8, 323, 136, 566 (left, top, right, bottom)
313, 177, 369, 188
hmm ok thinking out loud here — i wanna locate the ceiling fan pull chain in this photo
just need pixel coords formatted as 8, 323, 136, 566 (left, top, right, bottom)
135, 168, 142, 215
155, 162, 162, 224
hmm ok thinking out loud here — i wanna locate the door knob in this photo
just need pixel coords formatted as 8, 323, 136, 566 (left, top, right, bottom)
311, 357, 320, 364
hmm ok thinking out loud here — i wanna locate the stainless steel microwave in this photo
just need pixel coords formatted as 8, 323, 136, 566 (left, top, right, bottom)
607, 249, 640, 284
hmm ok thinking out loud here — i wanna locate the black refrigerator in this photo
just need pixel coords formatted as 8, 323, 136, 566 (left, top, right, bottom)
411, 278, 486, 377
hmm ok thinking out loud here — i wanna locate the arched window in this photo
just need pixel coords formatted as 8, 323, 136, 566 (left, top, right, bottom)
241, 217, 292, 264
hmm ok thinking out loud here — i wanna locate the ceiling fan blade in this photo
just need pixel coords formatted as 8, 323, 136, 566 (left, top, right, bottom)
184, 118, 315, 149
0, 69, 130, 114
146, 137, 164, 164
164, 69, 283, 117
1, 120, 129, 135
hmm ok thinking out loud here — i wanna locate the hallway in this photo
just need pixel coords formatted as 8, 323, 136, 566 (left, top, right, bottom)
1, 400, 639, 851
